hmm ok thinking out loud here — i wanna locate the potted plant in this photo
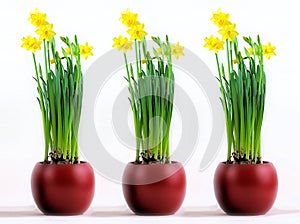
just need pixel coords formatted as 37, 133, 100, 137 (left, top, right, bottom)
112, 9, 186, 215
21, 9, 95, 215
204, 9, 278, 215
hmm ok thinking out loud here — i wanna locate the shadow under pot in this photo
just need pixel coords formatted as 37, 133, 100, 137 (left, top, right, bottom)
214, 162, 278, 215
122, 162, 186, 215
31, 162, 95, 215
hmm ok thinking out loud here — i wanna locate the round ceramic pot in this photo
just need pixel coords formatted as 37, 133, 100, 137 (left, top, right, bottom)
214, 162, 278, 215
122, 162, 186, 215
31, 162, 95, 215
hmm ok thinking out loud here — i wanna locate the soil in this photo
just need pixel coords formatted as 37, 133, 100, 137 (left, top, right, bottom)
43, 151, 79, 164
228, 152, 262, 164
135, 151, 171, 165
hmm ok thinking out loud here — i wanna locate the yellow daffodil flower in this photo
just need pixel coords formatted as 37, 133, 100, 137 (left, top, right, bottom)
248, 47, 254, 55
112, 35, 133, 53
211, 8, 230, 28
80, 42, 94, 60
218, 23, 239, 41
65, 47, 71, 55
204, 35, 216, 51
112, 35, 126, 49
21, 35, 42, 53
120, 40, 133, 53
119, 8, 139, 28
64, 45, 78, 55
171, 42, 185, 60
246, 44, 264, 57
262, 42, 276, 60
127, 23, 147, 41
156, 47, 162, 55
155, 46, 169, 56
204, 35, 225, 53
28, 8, 47, 28
36, 23, 56, 41
141, 59, 147, 64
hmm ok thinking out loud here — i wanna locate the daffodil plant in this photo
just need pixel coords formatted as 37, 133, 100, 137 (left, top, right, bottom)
113, 9, 184, 164
204, 9, 276, 164
21, 9, 93, 164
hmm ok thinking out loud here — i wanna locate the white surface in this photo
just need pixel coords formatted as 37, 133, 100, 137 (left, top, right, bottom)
0, 0, 300, 222
0, 207, 300, 224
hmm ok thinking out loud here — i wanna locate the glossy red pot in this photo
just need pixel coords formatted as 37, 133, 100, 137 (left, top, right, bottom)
214, 162, 278, 215
31, 162, 95, 215
122, 162, 186, 215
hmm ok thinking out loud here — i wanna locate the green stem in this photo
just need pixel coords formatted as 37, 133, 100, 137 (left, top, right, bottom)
135, 40, 140, 77
33, 53, 49, 162
229, 41, 233, 70
226, 40, 231, 78
138, 40, 142, 72
215, 53, 231, 161
43, 40, 49, 79
47, 41, 51, 72
124, 53, 140, 162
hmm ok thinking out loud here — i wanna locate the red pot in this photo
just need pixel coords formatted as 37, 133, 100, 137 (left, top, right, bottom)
31, 162, 95, 215
214, 162, 278, 215
122, 162, 186, 215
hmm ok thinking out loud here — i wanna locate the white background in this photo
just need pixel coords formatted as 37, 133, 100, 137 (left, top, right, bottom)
0, 0, 300, 223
